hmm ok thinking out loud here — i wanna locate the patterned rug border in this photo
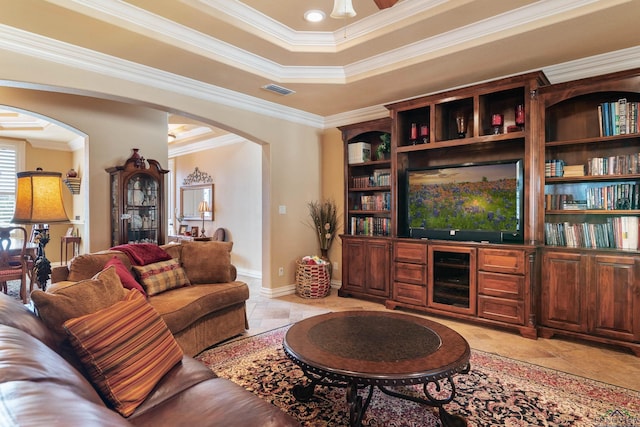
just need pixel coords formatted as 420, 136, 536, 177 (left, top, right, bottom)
204, 325, 638, 395
198, 325, 640, 427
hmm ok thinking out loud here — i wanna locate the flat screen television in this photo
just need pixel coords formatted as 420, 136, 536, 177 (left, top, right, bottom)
406, 159, 524, 243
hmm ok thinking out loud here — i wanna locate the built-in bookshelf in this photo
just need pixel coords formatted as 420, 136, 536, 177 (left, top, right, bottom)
537, 68, 640, 356
343, 123, 392, 237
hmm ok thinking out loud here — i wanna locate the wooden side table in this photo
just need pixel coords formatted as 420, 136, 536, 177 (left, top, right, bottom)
60, 236, 81, 265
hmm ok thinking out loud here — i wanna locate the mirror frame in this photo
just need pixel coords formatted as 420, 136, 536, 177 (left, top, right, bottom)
180, 184, 214, 221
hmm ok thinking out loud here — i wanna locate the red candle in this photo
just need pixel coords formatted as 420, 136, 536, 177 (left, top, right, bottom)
410, 123, 417, 139
420, 125, 428, 136
515, 105, 525, 125
491, 114, 503, 126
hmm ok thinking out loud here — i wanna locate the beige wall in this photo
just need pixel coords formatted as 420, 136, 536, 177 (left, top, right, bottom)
173, 141, 263, 277
0, 86, 169, 254
1, 49, 324, 292
321, 127, 345, 275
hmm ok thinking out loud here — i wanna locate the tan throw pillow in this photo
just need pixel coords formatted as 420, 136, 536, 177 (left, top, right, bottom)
31, 266, 128, 345
180, 241, 233, 284
132, 259, 190, 296
63, 289, 184, 417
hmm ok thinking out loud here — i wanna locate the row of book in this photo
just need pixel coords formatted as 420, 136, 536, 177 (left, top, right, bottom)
598, 98, 639, 137
351, 169, 391, 188
356, 193, 391, 211
547, 155, 640, 178
587, 154, 640, 176
585, 183, 639, 210
545, 159, 566, 177
546, 183, 640, 211
545, 216, 639, 249
545, 194, 584, 211
350, 216, 391, 236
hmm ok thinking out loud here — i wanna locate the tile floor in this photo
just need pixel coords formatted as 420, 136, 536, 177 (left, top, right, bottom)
241, 276, 640, 392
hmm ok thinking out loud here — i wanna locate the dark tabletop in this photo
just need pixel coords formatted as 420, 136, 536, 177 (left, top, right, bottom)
283, 311, 470, 384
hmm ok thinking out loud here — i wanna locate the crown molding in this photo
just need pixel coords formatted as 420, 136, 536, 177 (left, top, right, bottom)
324, 105, 390, 129
0, 25, 325, 129
168, 133, 246, 157
51, 0, 615, 85
542, 45, 640, 84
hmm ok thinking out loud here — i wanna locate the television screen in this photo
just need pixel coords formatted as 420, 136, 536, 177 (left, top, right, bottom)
407, 160, 522, 241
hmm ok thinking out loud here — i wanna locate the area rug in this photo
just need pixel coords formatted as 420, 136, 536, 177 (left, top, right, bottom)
197, 326, 640, 427
3, 280, 23, 301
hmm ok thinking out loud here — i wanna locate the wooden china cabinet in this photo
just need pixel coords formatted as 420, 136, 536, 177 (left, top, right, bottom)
106, 149, 169, 246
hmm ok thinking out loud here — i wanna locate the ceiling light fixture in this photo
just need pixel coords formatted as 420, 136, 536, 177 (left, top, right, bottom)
331, 0, 356, 19
304, 9, 325, 23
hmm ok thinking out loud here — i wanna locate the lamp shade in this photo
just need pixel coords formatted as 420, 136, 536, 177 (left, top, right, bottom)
198, 200, 210, 213
11, 171, 69, 224
331, 0, 356, 18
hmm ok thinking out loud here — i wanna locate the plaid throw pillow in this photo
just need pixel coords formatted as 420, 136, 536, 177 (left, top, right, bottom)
132, 259, 190, 296
63, 290, 183, 417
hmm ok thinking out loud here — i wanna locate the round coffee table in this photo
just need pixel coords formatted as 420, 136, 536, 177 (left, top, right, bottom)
283, 311, 470, 427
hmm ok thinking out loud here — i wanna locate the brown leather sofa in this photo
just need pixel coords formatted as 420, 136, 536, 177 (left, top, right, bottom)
0, 292, 299, 426
50, 241, 248, 356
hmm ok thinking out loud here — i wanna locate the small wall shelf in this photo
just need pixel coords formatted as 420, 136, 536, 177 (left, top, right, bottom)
63, 177, 81, 195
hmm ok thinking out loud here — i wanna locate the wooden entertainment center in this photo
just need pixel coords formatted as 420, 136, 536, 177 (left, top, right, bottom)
339, 68, 640, 355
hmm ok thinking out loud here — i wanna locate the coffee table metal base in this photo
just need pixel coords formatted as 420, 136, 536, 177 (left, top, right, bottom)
283, 312, 471, 427
286, 350, 469, 427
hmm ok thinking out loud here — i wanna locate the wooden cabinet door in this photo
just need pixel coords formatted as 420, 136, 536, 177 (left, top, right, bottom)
342, 239, 366, 293
540, 251, 587, 332
365, 239, 391, 298
590, 254, 640, 342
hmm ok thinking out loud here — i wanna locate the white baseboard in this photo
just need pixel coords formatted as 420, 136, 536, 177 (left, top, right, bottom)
259, 280, 342, 298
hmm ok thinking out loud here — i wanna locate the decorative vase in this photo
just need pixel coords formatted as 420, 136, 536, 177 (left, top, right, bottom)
320, 248, 332, 278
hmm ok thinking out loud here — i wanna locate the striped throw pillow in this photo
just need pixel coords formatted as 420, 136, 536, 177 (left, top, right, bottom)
132, 258, 190, 296
63, 289, 183, 417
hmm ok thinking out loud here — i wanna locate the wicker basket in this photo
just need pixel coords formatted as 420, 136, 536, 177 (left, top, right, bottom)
295, 258, 331, 299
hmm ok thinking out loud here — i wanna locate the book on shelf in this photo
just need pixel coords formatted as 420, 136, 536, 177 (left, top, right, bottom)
350, 216, 390, 236
587, 153, 640, 176
545, 159, 565, 177
562, 164, 585, 177
545, 216, 639, 250
372, 169, 391, 187
585, 183, 639, 210
359, 192, 391, 211
598, 98, 640, 136
562, 200, 588, 210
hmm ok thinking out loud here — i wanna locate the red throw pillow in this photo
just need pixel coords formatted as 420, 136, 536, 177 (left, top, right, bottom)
105, 256, 146, 297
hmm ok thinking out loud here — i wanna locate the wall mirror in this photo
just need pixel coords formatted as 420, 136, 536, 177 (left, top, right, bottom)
180, 184, 214, 220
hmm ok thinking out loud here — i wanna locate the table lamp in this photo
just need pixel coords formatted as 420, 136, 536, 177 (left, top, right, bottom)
11, 170, 69, 289
198, 200, 210, 237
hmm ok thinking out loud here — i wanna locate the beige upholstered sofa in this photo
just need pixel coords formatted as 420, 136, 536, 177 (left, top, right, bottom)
48, 241, 249, 356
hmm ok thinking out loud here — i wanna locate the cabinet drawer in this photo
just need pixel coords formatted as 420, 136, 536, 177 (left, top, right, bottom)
394, 262, 426, 285
478, 248, 525, 275
394, 242, 427, 264
393, 282, 427, 306
478, 271, 523, 299
478, 295, 524, 325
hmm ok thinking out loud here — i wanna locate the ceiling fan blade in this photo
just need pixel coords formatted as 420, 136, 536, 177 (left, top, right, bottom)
373, 0, 399, 9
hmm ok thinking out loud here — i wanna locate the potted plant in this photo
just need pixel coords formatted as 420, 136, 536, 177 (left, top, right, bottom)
376, 133, 391, 160
307, 199, 340, 260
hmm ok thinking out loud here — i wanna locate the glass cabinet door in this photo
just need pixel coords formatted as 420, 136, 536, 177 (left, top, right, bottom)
110, 173, 121, 247
124, 173, 159, 244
